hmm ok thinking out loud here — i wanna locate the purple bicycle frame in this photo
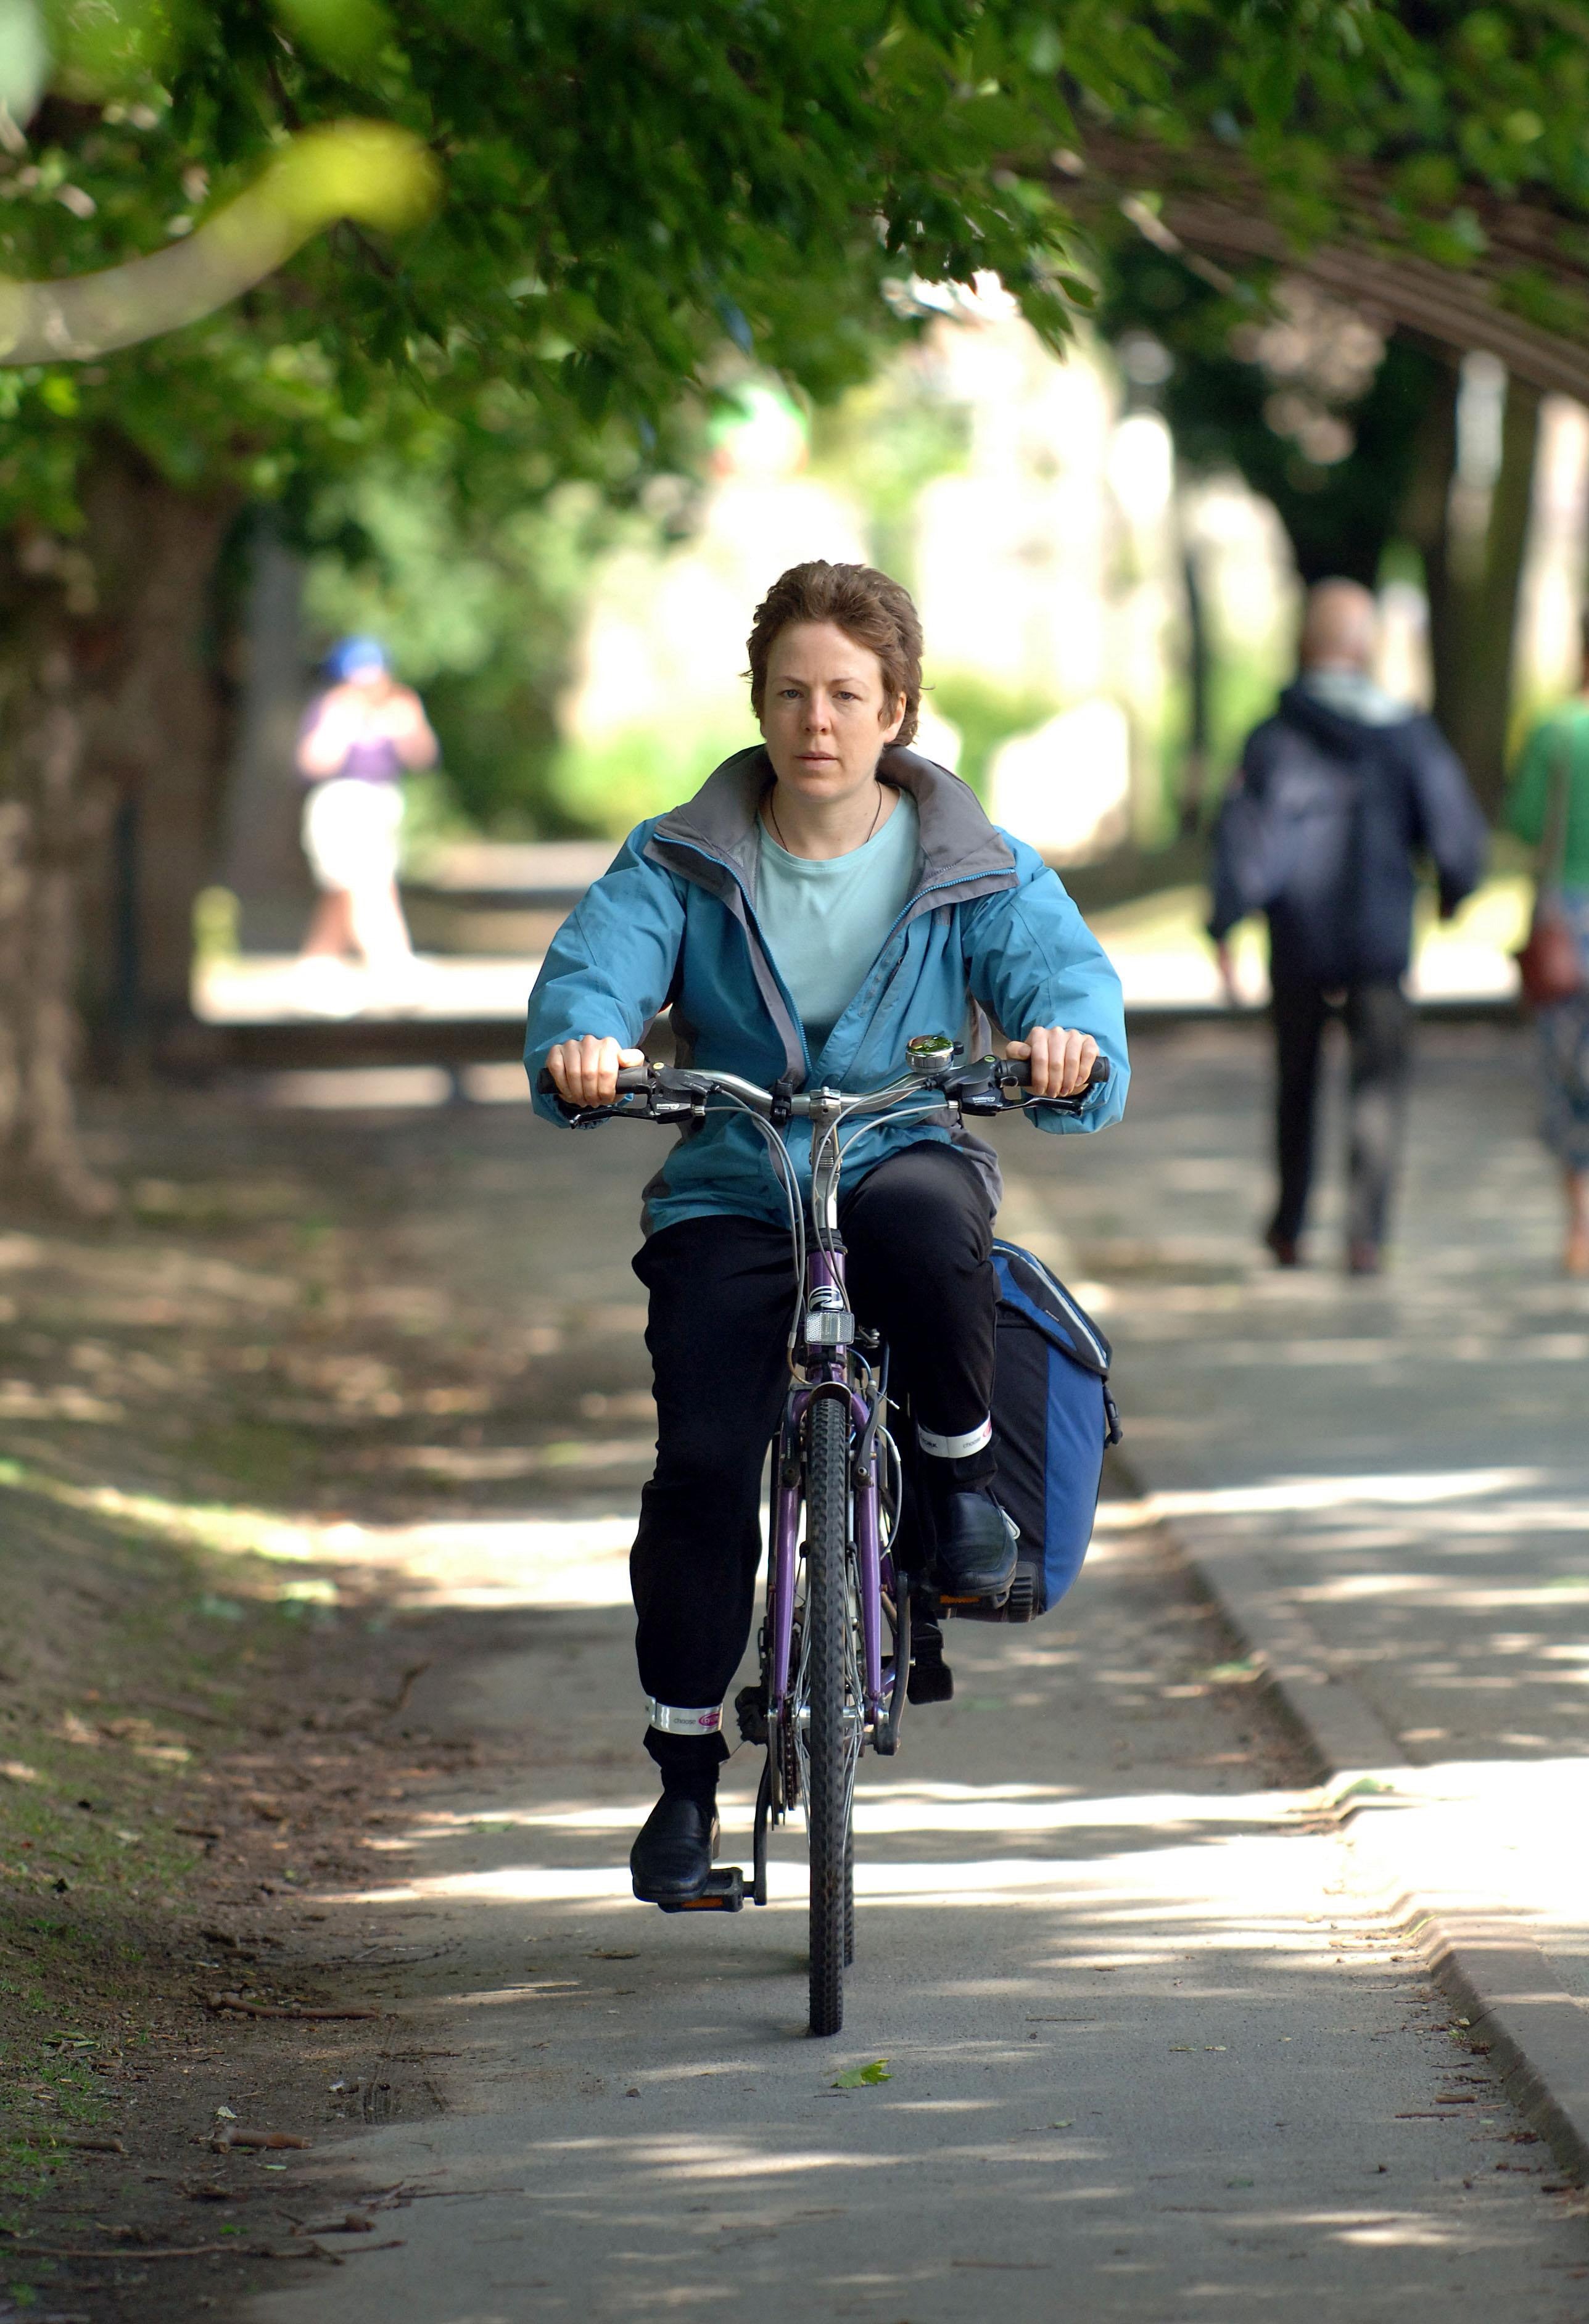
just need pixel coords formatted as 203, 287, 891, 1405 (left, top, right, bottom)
765, 1243, 890, 1751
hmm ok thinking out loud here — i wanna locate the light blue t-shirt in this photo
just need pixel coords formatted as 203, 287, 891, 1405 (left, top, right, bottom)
756, 788, 921, 1050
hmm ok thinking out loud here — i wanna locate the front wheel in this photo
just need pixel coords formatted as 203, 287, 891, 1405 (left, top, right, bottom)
806, 1393, 854, 2037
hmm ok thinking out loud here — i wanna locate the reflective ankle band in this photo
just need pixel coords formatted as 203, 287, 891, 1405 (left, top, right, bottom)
645, 1698, 724, 1736
915, 1416, 993, 1459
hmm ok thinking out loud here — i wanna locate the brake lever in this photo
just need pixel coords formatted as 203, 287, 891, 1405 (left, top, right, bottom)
941, 1057, 1004, 1116
944, 1053, 1110, 1116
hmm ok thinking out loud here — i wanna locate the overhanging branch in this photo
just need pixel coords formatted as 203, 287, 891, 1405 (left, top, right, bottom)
1056, 134, 1589, 403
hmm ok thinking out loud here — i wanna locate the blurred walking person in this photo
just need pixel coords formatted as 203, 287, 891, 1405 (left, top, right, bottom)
1504, 616, 1589, 1278
293, 636, 438, 1014
1209, 579, 1487, 1275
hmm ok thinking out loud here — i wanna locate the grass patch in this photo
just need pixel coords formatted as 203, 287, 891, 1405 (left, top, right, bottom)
0, 1456, 352, 2223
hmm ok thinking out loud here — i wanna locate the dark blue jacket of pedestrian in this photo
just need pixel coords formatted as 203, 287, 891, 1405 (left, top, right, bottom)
1208, 682, 1488, 986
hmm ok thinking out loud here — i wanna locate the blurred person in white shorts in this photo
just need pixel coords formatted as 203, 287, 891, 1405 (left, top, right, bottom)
294, 636, 438, 1012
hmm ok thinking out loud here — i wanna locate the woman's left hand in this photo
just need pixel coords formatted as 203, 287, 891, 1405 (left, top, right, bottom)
1006, 1024, 1099, 1099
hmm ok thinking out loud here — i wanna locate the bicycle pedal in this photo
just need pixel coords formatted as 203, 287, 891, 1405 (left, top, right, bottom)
734, 1683, 769, 1745
656, 1866, 744, 1914
906, 1654, 954, 1706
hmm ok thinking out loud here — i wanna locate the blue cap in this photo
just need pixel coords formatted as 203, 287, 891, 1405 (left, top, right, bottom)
326, 635, 389, 682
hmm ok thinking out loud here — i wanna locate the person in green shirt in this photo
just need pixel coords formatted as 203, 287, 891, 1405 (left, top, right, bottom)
1506, 622, 1589, 1278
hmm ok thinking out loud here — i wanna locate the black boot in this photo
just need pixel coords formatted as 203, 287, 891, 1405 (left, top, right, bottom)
630, 1790, 719, 1903
633, 1728, 723, 1903
932, 1486, 1018, 1603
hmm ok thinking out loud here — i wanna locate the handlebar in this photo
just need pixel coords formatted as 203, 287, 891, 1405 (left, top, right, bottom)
535, 1053, 1110, 1123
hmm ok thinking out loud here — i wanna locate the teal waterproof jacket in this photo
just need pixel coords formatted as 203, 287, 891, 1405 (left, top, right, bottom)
524, 746, 1129, 1234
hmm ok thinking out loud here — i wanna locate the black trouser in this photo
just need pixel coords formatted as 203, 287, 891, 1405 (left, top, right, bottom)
630, 1143, 996, 1777
1271, 976, 1413, 1249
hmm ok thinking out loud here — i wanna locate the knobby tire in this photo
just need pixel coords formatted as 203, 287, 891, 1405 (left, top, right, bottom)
807, 1395, 852, 2037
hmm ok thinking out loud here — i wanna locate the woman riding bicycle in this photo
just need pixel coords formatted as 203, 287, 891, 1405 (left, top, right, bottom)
527, 561, 1128, 1904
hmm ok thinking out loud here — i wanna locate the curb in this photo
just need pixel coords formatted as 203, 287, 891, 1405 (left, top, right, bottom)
1136, 1492, 1589, 2189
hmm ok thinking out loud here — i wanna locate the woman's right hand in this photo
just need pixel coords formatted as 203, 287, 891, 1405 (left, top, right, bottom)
545, 1036, 645, 1106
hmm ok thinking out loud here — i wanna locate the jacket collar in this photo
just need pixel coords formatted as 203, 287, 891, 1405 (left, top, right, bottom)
1280, 680, 1417, 758
649, 742, 1017, 900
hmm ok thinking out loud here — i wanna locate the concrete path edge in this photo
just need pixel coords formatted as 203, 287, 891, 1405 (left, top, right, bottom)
1127, 1488, 1589, 2188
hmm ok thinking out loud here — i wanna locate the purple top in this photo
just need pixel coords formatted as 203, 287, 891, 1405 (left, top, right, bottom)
299, 696, 403, 785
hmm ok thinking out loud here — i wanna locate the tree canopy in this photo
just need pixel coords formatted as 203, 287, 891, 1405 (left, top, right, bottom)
1063, 3, 1589, 402
0, 0, 1100, 530
7, 3, 1589, 532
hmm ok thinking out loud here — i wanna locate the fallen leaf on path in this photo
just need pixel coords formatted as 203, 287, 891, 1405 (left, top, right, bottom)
832, 2060, 889, 2088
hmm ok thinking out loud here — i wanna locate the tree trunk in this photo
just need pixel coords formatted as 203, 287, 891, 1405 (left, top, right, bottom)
0, 439, 237, 1209
0, 551, 115, 1212
1401, 355, 1462, 726
1177, 528, 1211, 837
1403, 359, 1540, 818
220, 516, 313, 944
76, 447, 240, 1063
1460, 374, 1540, 820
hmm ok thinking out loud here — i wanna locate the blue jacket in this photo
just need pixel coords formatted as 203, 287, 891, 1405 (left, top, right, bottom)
525, 744, 1129, 1234
1208, 683, 1487, 986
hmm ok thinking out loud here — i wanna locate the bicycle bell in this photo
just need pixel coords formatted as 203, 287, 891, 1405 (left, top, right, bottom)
906, 1033, 954, 1074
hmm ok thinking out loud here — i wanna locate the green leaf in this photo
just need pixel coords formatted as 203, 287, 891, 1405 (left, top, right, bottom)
832, 2059, 891, 2088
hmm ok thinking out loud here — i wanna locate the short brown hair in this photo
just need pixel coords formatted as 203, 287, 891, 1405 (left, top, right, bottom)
746, 561, 922, 747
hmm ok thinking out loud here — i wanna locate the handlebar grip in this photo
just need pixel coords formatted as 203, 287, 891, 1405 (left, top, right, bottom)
997, 1054, 1110, 1093
535, 1063, 654, 1103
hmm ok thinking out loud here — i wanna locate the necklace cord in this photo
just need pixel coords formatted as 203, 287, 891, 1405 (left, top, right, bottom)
766, 776, 885, 856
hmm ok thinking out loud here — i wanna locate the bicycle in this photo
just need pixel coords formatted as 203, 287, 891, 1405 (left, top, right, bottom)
541, 1039, 1108, 2036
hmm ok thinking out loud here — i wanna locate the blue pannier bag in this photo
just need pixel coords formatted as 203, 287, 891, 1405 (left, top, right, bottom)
951, 1240, 1121, 1625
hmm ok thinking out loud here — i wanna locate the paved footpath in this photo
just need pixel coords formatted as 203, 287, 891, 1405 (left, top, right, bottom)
239, 1071, 1589, 2323
986, 1017, 1589, 2160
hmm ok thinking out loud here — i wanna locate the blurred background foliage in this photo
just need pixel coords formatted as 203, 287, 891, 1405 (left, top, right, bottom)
7, 0, 1589, 1190
300, 467, 638, 838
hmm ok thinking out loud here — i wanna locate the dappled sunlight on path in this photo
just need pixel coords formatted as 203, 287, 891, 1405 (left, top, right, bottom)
244, 1483, 1589, 2323
992, 1026, 1589, 2032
